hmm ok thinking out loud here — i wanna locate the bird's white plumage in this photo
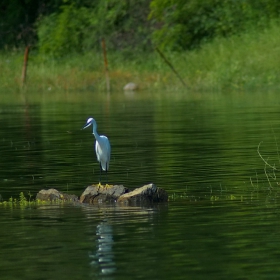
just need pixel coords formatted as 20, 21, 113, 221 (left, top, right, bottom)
83, 117, 111, 172
95, 135, 111, 171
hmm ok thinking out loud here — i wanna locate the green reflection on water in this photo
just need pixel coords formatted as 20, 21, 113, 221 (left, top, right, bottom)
0, 90, 280, 197
1, 200, 280, 280
1, 89, 280, 279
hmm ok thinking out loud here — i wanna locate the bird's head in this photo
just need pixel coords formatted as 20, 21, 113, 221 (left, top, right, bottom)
82, 117, 95, 129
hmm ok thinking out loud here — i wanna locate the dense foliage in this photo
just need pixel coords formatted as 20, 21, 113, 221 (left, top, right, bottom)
1, 0, 280, 55
0, 0, 63, 48
37, 0, 153, 56
149, 0, 280, 50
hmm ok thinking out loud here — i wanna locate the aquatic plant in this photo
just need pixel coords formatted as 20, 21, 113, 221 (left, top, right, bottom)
0, 192, 62, 208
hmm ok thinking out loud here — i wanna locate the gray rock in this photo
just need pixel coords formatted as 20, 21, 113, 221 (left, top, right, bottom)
117, 183, 168, 205
123, 82, 138, 91
36, 188, 78, 202
80, 184, 129, 204
36, 184, 168, 206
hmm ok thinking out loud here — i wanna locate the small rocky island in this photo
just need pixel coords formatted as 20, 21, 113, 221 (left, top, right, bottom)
36, 183, 168, 206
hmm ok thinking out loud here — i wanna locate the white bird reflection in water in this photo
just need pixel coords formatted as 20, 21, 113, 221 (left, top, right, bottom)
89, 220, 116, 276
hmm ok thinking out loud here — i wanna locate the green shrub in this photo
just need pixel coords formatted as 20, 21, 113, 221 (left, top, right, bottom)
37, 4, 93, 56
149, 0, 280, 50
36, 0, 153, 56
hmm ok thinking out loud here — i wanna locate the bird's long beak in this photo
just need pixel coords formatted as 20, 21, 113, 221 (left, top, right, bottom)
82, 122, 91, 130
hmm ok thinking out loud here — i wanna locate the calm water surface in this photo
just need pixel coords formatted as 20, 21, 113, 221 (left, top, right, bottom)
1, 90, 280, 279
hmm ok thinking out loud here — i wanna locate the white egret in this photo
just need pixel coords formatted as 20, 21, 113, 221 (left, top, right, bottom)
82, 117, 111, 186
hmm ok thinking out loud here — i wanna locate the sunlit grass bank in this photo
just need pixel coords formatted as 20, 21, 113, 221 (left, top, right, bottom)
1, 21, 280, 92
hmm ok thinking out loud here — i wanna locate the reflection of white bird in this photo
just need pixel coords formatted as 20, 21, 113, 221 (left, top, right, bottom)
89, 221, 116, 275
82, 117, 111, 185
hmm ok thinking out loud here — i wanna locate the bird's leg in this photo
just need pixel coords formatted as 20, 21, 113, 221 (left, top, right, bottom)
105, 163, 110, 188
97, 163, 102, 187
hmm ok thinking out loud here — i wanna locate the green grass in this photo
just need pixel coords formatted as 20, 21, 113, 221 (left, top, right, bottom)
1, 20, 280, 92
0, 191, 73, 208
181, 21, 280, 91
0, 192, 43, 208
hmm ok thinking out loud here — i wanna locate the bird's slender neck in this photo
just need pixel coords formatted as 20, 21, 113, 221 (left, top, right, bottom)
92, 123, 100, 140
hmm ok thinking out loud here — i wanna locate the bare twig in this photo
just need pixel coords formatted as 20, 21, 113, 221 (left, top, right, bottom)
101, 38, 110, 93
272, 128, 280, 164
257, 141, 278, 171
269, 165, 277, 180
264, 161, 273, 191
250, 171, 259, 190
22, 46, 30, 86
155, 47, 187, 88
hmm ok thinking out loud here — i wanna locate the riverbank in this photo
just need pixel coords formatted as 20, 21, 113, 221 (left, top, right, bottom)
1, 21, 280, 93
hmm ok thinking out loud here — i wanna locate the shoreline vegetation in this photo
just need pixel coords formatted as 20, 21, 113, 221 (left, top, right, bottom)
1, 21, 280, 93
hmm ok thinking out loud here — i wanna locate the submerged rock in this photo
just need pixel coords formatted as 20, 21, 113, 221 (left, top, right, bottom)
36, 188, 78, 202
117, 183, 168, 205
79, 184, 129, 204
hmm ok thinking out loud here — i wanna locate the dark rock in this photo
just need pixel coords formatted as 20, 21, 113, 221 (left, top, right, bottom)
36, 188, 78, 202
117, 183, 168, 205
80, 184, 129, 204
0, 194, 2, 202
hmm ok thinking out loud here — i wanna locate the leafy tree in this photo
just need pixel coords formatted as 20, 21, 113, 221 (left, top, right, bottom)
36, 0, 153, 56
1, 0, 153, 54
0, 0, 64, 48
149, 0, 280, 50
37, 4, 92, 55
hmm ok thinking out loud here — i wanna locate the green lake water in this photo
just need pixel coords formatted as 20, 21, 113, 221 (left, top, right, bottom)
1, 90, 280, 279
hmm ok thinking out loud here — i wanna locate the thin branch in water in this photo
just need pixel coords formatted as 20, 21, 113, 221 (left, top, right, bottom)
269, 164, 277, 180
250, 171, 259, 190
257, 141, 279, 171
250, 177, 255, 188
271, 127, 280, 164
264, 162, 273, 191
